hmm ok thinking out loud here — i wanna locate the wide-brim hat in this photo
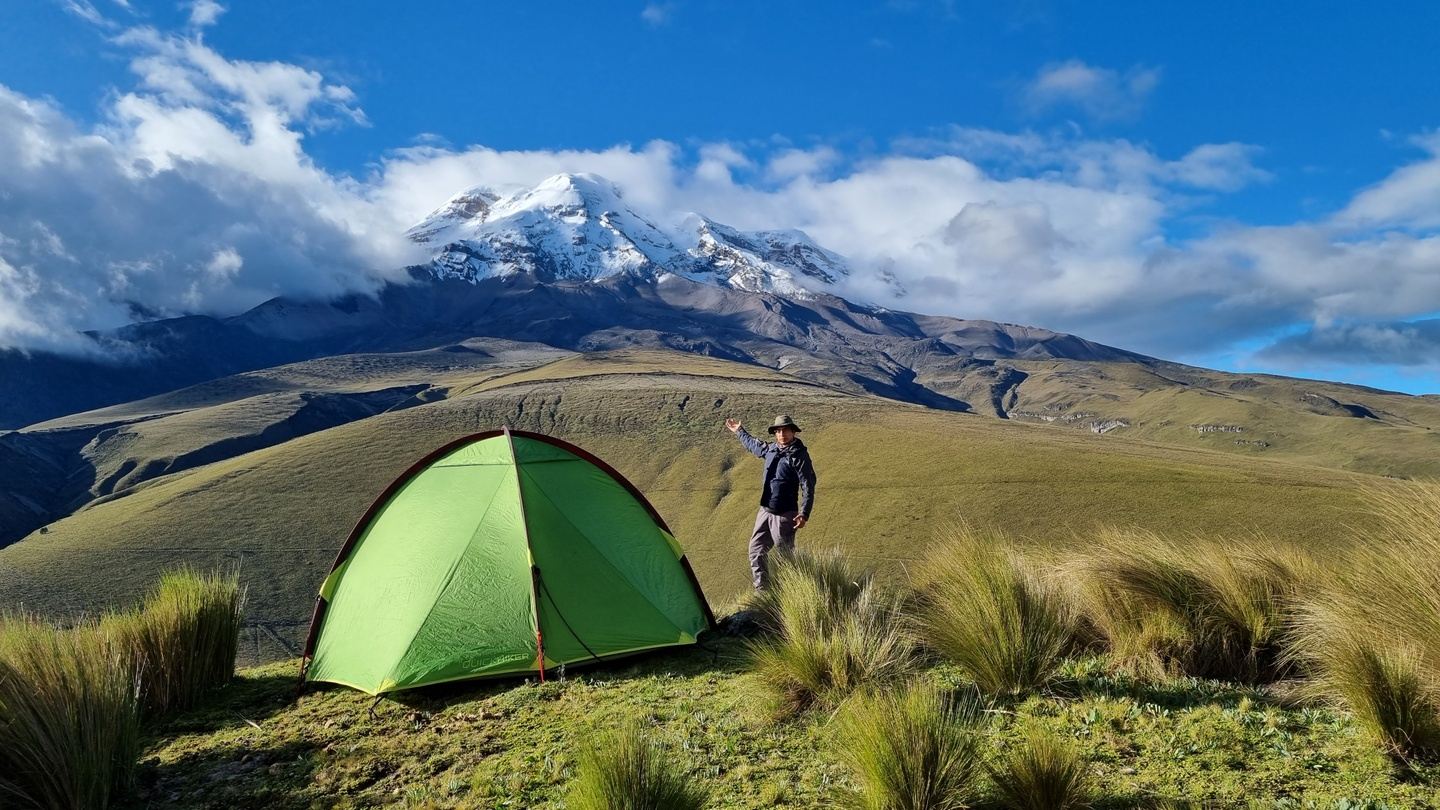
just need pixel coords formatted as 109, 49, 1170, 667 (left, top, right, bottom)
767, 414, 802, 433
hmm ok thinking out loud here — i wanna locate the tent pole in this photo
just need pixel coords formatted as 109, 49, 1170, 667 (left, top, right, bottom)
506, 425, 547, 683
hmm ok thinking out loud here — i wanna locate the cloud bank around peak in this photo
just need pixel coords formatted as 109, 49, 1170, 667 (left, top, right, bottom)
0, 18, 1437, 391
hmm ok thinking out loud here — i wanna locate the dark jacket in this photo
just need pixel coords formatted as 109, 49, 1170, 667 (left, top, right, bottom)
736, 427, 816, 518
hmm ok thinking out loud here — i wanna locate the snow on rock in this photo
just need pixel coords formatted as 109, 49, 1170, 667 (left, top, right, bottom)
408, 173, 854, 299
416, 174, 690, 284
681, 214, 849, 299
405, 186, 500, 245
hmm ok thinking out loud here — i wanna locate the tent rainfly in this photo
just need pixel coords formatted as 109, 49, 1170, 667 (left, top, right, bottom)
299, 428, 715, 695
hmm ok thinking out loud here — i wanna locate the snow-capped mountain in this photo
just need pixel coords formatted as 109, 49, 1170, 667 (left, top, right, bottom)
405, 173, 850, 299
404, 187, 500, 245
684, 215, 850, 298
0, 171, 1145, 433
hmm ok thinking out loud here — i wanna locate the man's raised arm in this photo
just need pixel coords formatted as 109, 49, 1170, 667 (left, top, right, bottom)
725, 418, 768, 458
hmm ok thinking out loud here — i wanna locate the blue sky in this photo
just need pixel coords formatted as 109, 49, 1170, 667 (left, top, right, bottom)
2, 1, 1438, 392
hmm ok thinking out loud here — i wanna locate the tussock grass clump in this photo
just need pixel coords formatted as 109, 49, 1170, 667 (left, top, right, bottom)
986, 725, 1092, 810
741, 546, 873, 634
566, 719, 708, 810
914, 529, 1077, 695
105, 568, 245, 717
1288, 484, 1440, 760
1290, 615, 1440, 760
747, 551, 918, 718
1062, 529, 1313, 683
833, 681, 985, 810
0, 615, 141, 810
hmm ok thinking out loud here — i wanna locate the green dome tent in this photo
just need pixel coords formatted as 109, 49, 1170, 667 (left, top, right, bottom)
299, 428, 714, 695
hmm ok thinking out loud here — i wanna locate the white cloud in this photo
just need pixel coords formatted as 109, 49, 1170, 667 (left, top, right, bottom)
2, 18, 1439, 378
61, 0, 116, 28
0, 22, 417, 349
1163, 143, 1271, 192
1024, 59, 1161, 122
186, 0, 226, 29
764, 147, 840, 182
640, 2, 675, 26
1334, 132, 1440, 231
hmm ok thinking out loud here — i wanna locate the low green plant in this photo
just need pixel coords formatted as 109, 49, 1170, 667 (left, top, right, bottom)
747, 552, 918, 718
105, 568, 245, 717
566, 718, 708, 810
1063, 529, 1312, 682
833, 681, 985, 810
914, 529, 1077, 695
0, 615, 141, 810
987, 725, 1092, 810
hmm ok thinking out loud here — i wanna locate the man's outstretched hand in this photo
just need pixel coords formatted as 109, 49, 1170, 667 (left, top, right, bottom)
724, 418, 742, 433
793, 516, 808, 530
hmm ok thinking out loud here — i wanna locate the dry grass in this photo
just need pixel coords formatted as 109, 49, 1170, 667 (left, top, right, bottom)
832, 681, 985, 810
746, 550, 919, 719
913, 528, 1078, 695
0, 615, 141, 810
103, 568, 245, 718
741, 546, 874, 635
1061, 529, 1315, 683
565, 718, 708, 810
986, 725, 1092, 810
1288, 484, 1440, 761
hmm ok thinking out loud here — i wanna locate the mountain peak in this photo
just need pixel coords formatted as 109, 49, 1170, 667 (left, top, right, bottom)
414, 173, 855, 298
405, 186, 500, 244
489, 172, 628, 220
682, 213, 850, 298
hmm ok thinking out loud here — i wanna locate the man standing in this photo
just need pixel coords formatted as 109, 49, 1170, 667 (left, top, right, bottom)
724, 415, 817, 591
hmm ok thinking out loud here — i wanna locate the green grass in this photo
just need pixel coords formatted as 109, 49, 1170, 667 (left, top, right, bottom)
986, 725, 1093, 810
914, 528, 1077, 696
103, 569, 245, 718
117, 643, 1440, 808
0, 615, 141, 810
831, 680, 985, 810
745, 552, 918, 718
565, 718, 709, 810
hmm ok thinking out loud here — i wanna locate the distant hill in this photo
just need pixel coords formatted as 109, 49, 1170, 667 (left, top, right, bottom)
0, 349, 1405, 663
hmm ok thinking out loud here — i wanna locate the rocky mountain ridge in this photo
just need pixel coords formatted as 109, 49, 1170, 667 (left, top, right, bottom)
407, 173, 855, 299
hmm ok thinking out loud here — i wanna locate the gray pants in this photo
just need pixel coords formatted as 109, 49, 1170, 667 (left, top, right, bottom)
748, 507, 798, 591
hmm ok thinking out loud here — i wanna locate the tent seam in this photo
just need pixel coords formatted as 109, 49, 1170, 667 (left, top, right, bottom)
383, 466, 514, 688
517, 464, 694, 639
506, 427, 548, 674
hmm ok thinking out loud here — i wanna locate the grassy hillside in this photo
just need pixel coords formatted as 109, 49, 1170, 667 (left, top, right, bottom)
0, 349, 1404, 664
0, 340, 573, 545
993, 359, 1440, 479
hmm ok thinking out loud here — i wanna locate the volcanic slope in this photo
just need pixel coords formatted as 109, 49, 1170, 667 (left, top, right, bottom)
0, 349, 1401, 664
0, 339, 574, 547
